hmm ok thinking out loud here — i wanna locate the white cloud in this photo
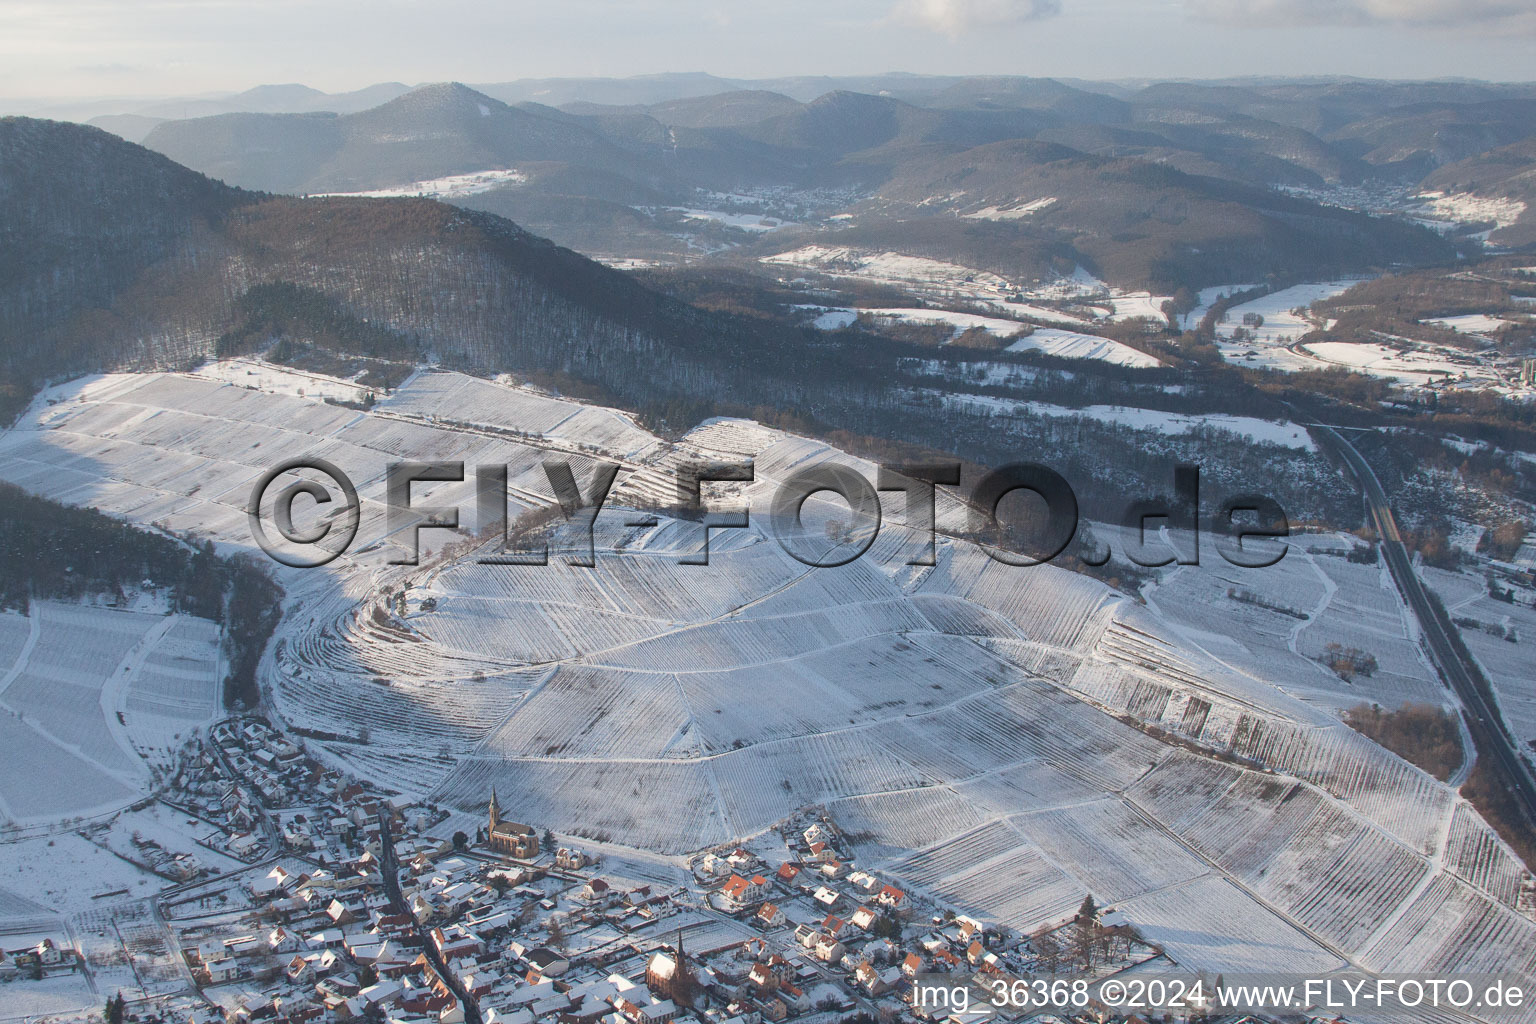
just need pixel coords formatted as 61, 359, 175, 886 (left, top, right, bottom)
893, 0, 1062, 36
1183, 0, 1536, 32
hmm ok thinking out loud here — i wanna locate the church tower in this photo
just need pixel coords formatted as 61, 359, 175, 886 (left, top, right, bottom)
646, 925, 698, 1007
489, 787, 502, 831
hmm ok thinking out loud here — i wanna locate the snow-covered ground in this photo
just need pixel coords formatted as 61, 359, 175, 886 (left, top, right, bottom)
1100, 291, 1172, 323
993, 299, 1097, 326
1423, 313, 1517, 336
663, 208, 795, 232
0, 602, 220, 827
193, 357, 383, 403
801, 305, 1162, 367
1062, 403, 1314, 448
1209, 281, 1526, 389
763, 245, 1016, 298
934, 395, 1315, 449
1214, 279, 1363, 370
1, 365, 1532, 988
1142, 531, 1443, 714
1422, 566, 1536, 754
1409, 191, 1527, 231
0, 973, 97, 1021
853, 307, 1035, 340
0, 831, 162, 916
774, 252, 1174, 341
961, 196, 1057, 220
809, 307, 858, 329
310, 167, 527, 200
1181, 283, 1260, 330
1302, 340, 1486, 384
1025, 264, 1112, 300
1007, 329, 1161, 367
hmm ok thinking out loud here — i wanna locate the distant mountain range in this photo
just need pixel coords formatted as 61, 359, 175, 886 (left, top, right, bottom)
112, 77, 1485, 289
3, 75, 1531, 425
812, 138, 1451, 290
143, 83, 642, 194
0, 114, 1373, 535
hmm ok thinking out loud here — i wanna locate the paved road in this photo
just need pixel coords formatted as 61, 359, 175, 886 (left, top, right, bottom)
377, 810, 483, 1024
1313, 423, 1536, 831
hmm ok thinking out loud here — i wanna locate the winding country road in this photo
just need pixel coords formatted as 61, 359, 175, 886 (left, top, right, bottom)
1312, 422, 1536, 832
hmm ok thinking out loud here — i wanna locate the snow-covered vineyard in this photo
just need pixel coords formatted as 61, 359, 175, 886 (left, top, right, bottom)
2, 364, 1534, 1008
0, 600, 221, 824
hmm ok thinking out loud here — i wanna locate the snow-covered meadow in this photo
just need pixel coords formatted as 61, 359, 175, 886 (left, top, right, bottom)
1213, 280, 1362, 370
931, 394, 1315, 450
663, 207, 795, 232
0, 601, 220, 826
1409, 191, 1528, 233
763, 245, 1018, 299
1142, 533, 1443, 714
310, 167, 528, 200
1213, 280, 1526, 391
802, 305, 1163, 367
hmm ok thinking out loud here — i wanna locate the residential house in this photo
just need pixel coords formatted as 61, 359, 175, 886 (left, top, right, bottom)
721, 874, 768, 907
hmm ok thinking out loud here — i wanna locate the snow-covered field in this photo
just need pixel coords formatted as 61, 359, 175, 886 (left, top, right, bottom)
0, 601, 220, 825
1422, 566, 1536, 753
310, 167, 527, 200
855, 307, 1034, 340
1303, 340, 1488, 384
0, 973, 98, 1020
380, 370, 658, 458
1410, 191, 1528, 232
1181, 283, 1259, 330
763, 245, 1017, 298
961, 196, 1057, 221
1423, 313, 1518, 336
1, 365, 1532, 988
1210, 279, 1521, 389
809, 307, 858, 329
1100, 291, 1172, 323
0, 831, 162, 916
807, 305, 1163, 367
663, 208, 795, 232
1143, 532, 1443, 715
1007, 329, 1162, 367
933, 395, 1315, 449
193, 357, 383, 403
1214, 279, 1363, 369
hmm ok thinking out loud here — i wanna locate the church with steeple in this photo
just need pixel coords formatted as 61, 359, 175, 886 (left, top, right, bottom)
487, 788, 539, 859
645, 927, 699, 1007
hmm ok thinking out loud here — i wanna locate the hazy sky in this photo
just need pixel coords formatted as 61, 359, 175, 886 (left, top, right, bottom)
1, 0, 1533, 102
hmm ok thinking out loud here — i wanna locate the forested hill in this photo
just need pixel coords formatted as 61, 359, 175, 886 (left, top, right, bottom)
0, 116, 843, 428
0, 117, 246, 408
121, 79, 1480, 288
0, 116, 1369, 566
